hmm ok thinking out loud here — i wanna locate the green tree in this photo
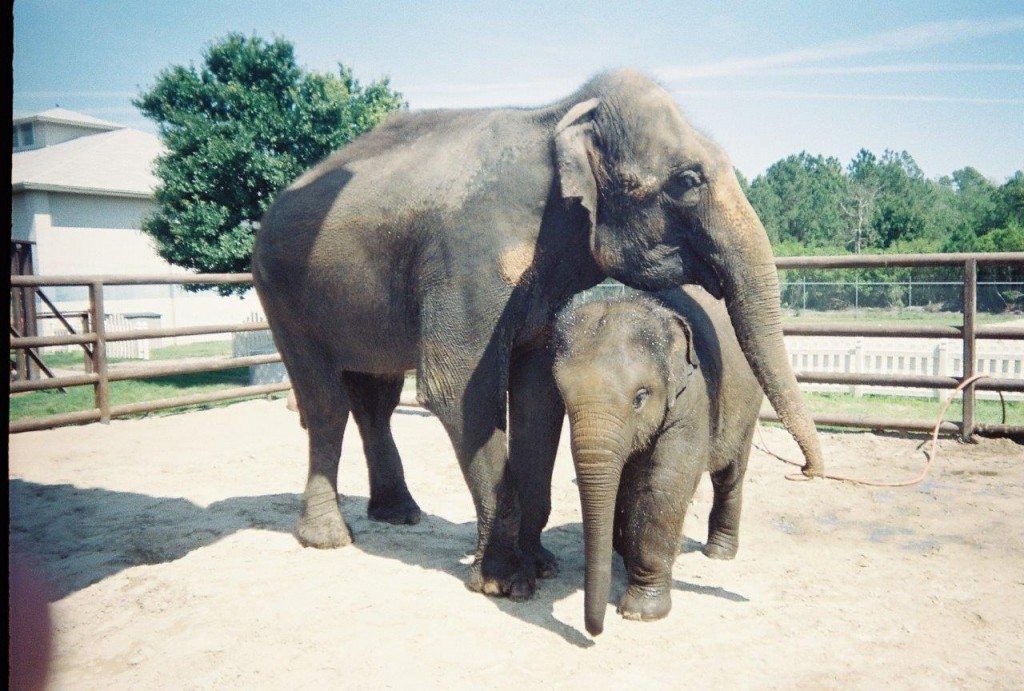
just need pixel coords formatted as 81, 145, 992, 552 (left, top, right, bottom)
976, 223, 1024, 253
941, 167, 1001, 253
747, 152, 849, 248
135, 34, 404, 293
863, 150, 932, 249
995, 171, 1024, 225
840, 150, 882, 252
948, 170, 1024, 283
953, 167, 999, 229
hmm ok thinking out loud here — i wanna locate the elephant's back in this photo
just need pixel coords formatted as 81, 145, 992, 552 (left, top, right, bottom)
656, 287, 763, 455
276, 107, 535, 223
256, 106, 549, 269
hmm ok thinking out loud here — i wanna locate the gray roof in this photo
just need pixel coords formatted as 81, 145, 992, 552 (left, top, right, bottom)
13, 107, 124, 131
12, 128, 165, 198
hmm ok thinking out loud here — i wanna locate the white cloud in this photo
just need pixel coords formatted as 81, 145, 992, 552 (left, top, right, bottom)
704, 63, 1024, 77
403, 78, 578, 109
400, 18, 1024, 109
15, 90, 136, 98
670, 88, 1024, 105
658, 16, 1024, 80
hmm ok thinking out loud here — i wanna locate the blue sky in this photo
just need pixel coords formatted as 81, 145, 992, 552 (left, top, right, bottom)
13, 1, 1024, 181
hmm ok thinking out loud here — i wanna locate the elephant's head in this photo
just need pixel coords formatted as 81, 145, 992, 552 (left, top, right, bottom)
553, 297, 699, 636
553, 70, 823, 483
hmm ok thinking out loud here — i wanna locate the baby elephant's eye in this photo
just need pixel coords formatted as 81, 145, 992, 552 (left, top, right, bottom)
632, 388, 650, 411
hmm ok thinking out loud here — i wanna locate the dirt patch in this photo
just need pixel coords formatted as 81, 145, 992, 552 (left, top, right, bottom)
9, 399, 1024, 689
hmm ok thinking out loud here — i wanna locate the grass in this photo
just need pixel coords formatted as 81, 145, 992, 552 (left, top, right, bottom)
8, 368, 260, 422
13, 339, 234, 372
9, 340, 269, 423
782, 308, 1019, 327
770, 391, 1023, 427
149, 340, 233, 360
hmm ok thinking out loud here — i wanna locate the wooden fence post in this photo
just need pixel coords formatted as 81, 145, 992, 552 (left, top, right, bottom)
81, 313, 93, 374
90, 282, 110, 424
962, 260, 977, 442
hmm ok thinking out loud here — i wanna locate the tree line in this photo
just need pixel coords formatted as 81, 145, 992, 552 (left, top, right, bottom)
739, 150, 1022, 257
737, 151, 1023, 310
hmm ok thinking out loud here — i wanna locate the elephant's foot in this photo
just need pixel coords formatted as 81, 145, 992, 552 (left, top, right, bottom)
368, 487, 422, 526
296, 493, 352, 549
703, 534, 738, 560
532, 545, 559, 579
617, 584, 672, 622
466, 550, 536, 602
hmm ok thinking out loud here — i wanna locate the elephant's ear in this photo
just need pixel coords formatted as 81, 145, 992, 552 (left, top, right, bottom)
667, 313, 698, 405
554, 98, 601, 230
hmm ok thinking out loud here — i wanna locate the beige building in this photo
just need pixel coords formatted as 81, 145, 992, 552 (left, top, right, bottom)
11, 108, 261, 345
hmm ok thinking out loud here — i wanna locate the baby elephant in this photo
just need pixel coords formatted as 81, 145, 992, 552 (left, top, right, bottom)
553, 287, 763, 635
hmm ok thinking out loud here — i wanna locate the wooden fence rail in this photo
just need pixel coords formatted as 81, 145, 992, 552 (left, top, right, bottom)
9, 252, 1024, 437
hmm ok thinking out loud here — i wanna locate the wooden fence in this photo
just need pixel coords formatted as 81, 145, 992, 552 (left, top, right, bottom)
9, 274, 283, 433
9, 252, 1024, 438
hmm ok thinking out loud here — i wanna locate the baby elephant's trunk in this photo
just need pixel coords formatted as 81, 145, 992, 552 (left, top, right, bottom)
569, 408, 628, 636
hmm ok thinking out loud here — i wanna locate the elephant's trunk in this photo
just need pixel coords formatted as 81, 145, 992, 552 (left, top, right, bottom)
705, 187, 824, 476
569, 409, 629, 636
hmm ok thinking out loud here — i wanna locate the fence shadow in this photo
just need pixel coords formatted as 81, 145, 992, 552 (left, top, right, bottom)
8, 479, 297, 599
9, 479, 747, 645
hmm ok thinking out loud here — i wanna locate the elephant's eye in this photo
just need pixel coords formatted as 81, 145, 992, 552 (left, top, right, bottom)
663, 170, 702, 201
632, 388, 650, 411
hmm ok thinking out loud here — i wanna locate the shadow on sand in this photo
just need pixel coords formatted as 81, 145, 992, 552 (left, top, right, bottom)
9, 479, 747, 646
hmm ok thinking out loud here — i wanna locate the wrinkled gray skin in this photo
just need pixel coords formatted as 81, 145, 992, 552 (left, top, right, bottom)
553, 288, 762, 635
252, 69, 823, 605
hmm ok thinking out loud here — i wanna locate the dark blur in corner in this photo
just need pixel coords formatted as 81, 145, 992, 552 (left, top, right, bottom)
9, 552, 54, 691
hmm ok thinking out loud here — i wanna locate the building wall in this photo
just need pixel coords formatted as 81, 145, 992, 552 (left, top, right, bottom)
33, 192, 166, 298
11, 190, 53, 242
16, 189, 264, 343
48, 192, 153, 230
35, 121, 113, 147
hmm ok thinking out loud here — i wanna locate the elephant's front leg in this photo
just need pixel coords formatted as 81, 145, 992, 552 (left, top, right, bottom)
617, 431, 704, 622
509, 344, 564, 590
705, 424, 754, 559
418, 330, 531, 600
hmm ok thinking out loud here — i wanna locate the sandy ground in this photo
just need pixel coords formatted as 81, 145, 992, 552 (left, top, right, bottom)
9, 399, 1024, 690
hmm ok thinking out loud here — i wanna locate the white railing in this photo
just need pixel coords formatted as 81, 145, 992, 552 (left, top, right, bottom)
788, 336, 1024, 400
232, 313, 285, 385
40, 313, 153, 360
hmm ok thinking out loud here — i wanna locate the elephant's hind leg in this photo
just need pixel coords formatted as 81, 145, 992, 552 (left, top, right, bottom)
277, 329, 353, 549
343, 371, 421, 526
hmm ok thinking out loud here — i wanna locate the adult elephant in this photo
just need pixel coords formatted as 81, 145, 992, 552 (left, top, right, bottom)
253, 69, 824, 601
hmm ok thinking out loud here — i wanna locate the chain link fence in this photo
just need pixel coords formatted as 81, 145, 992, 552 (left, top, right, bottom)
779, 280, 1024, 314
574, 278, 1024, 315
